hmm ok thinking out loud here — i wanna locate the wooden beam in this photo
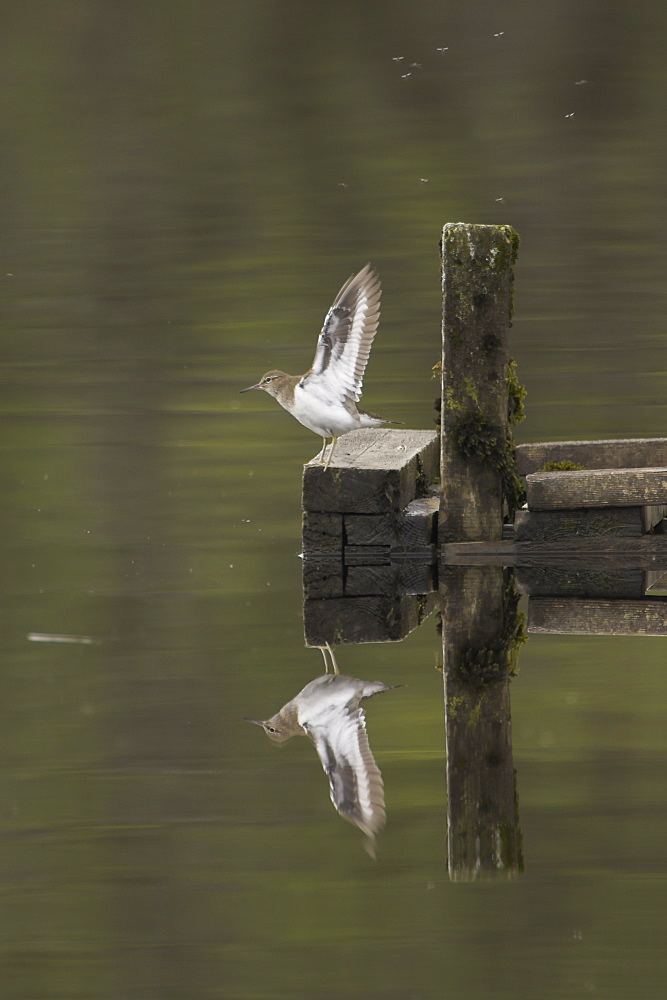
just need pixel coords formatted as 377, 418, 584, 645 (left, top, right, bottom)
516, 438, 667, 476
302, 557, 436, 600
439, 223, 519, 542
344, 496, 438, 551
302, 511, 343, 555
302, 428, 439, 514
513, 505, 666, 540
442, 536, 667, 567
303, 593, 437, 645
515, 566, 646, 600
528, 598, 667, 635
526, 467, 667, 510
344, 562, 436, 596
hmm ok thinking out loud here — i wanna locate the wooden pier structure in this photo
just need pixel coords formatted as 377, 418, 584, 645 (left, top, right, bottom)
298, 223, 667, 877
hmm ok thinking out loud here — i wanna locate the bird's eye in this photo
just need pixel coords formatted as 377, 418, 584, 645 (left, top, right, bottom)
263, 377, 273, 384
267, 726, 277, 733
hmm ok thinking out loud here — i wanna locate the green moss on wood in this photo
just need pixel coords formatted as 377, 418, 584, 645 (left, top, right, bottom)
444, 385, 461, 412
451, 573, 527, 691
507, 359, 526, 425
462, 376, 480, 407
539, 460, 585, 472
451, 409, 525, 516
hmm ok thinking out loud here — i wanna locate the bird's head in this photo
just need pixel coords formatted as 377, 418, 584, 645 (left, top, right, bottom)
240, 370, 290, 400
245, 715, 293, 743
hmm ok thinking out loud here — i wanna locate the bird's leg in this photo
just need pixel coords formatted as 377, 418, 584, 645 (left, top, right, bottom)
325, 640, 340, 675
319, 646, 330, 674
323, 436, 338, 471
315, 437, 328, 464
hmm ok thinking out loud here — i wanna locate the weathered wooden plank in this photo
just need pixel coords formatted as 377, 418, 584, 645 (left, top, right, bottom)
526, 467, 667, 510
515, 566, 646, 599
517, 438, 667, 476
344, 496, 438, 550
442, 536, 667, 568
345, 562, 436, 596
440, 223, 520, 542
513, 505, 666, 541
302, 558, 344, 599
301, 511, 343, 555
302, 428, 439, 514
303, 557, 436, 600
304, 593, 437, 645
528, 598, 667, 635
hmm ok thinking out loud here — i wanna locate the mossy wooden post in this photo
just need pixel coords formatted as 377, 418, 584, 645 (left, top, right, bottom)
440, 223, 520, 542
441, 566, 524, 880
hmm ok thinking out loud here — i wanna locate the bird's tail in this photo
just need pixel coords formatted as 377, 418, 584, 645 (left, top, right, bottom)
362, 681, 405, 699
357, 406, 404, 427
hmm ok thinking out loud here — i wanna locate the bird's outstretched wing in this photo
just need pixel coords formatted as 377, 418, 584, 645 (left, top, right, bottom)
300, 264, 381, 408
304, 702, 386, 844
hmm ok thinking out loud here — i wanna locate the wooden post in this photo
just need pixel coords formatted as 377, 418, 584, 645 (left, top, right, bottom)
440, 223, 520, 542
441, 566, 524, 879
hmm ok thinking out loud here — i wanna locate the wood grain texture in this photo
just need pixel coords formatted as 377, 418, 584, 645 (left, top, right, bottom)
526, 467, 667, 510
301, 511, 343, 554
303, 593, 437, 645
439, 224, 518, 543
515, 566, 646, 599
303, 556, 436, 599
517, 438, 667, 476
344, 562, 436, 596
302, 558, 344, 599
513, 505, 666, 541
442, 536, 667, 568
302, 428, 439, 514
528, 598, 667, 635
344, 501, 437, 551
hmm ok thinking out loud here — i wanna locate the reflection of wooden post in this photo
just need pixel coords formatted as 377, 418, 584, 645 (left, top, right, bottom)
441, 566, 524, 880
439, 223, 520, 543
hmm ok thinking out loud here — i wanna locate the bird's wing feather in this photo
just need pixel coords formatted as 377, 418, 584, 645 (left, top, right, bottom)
304, 702, 386, 839
301, 263, 381, 407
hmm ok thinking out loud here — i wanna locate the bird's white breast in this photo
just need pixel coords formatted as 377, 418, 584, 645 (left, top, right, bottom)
291, 383, 360, 438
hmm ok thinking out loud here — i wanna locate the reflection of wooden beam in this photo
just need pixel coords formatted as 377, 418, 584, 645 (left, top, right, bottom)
529, 598, 667, 635
515, 566, 646, 600
517, 439, 667, 476
304, 592, 437, 646
443, 536, 667, 568
441, 566, 523, 880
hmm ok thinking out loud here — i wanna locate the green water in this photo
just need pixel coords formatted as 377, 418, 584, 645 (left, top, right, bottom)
2, 1, 667, 997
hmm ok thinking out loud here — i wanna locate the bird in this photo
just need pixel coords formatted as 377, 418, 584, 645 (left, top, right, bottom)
246, 644, 403, 856
240, 263, 395, 469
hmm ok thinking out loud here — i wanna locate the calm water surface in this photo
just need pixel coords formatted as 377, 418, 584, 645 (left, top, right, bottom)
2, 1, 667, 997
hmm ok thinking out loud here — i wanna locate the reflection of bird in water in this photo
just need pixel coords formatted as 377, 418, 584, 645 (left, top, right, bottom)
247, 645, 402, 857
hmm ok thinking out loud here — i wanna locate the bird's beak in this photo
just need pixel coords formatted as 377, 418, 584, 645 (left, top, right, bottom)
244, 717, 265, 726
240, 382, 261, 393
